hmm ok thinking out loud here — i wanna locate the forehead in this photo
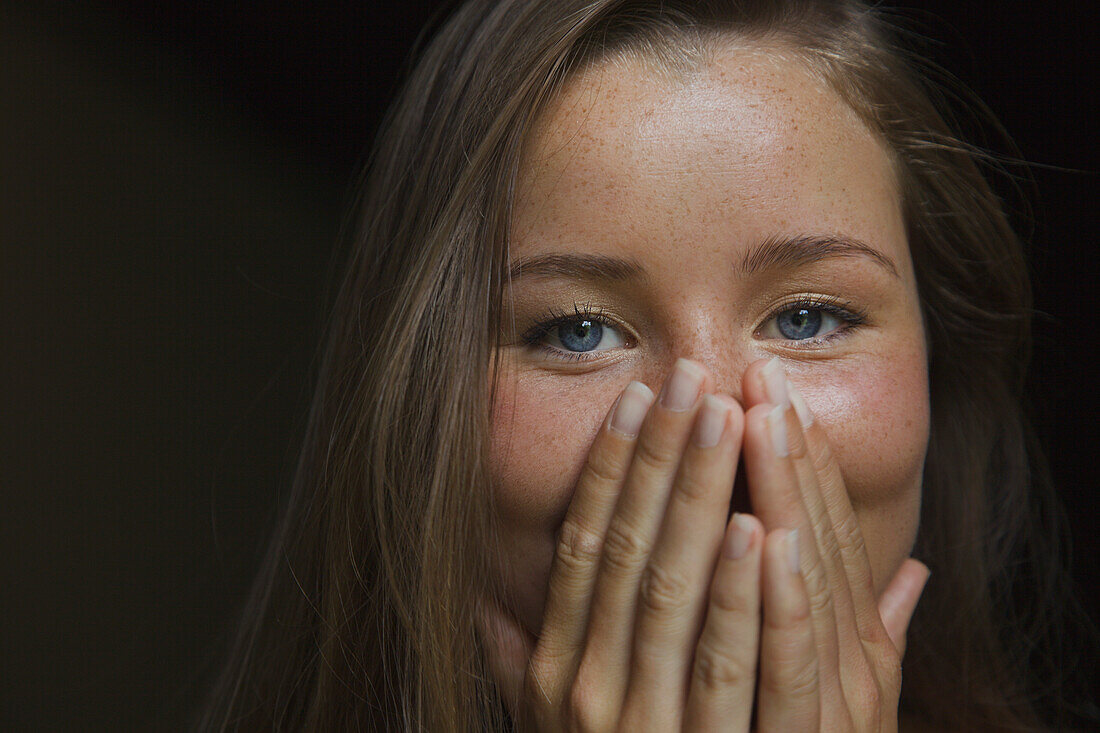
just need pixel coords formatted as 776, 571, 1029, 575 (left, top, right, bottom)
512, 43, 906, 272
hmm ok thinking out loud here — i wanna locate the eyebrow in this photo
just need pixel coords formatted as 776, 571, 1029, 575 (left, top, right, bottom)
507, 234, 899, 283
738, 234, 899, 279
508, 252, 649, 283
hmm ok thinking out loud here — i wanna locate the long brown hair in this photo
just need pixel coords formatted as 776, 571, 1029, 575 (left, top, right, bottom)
196, 1, 1093, 729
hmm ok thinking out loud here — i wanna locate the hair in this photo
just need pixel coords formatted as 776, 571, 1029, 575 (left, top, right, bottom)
196, 1, 1096, 730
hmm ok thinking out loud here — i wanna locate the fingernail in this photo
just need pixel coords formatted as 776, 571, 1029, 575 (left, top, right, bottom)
609, 381, 654, 437
787, 529, 801, 574
761, 357, 789, 410
692, 394, 731, 448
723, 513, 754, 559
768, 404, 788, 457
659, 358, 704, 412
786, 378, 813, 428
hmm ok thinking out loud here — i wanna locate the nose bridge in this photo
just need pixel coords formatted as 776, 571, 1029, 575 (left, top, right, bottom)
651, 299, 754, 403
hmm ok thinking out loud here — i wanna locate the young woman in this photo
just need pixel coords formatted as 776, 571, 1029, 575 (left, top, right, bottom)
198, 1, 1096, 729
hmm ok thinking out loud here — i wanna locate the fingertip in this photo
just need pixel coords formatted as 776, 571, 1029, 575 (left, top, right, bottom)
606, 380, 656, 438
742, 402, 788, 466
741, 358, 774, 408
681, 358, 716, 397
712, 392, 743, 415
879, 558, 931, 655
909, 557, 931, 581
712, 394, 746, 441
743, 402, 776, 435
897, 558, 931, 600
907, 558, 932, 605
733, 510, 764, 537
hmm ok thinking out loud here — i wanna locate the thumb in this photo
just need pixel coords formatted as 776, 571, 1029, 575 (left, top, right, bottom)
475, 593, 535, 717
877, 558, 930, 660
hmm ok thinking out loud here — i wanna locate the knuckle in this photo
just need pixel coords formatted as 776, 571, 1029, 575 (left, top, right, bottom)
555, 518, 602, 574
601, 521, 650, 576
693, 640, 753, 690
834, 512, 867, 558
808, 583, 834, 619
811, 438, 837, 474
710, 580, 752, 615
579, 445, 625, 488
632, 432, 681, 474
816, 521, 844, 568
763, 655, 818, 701
802, 560, 834, 617
567, 676, 608, 733
638, 562, 691, 615
671, 467, 712, 504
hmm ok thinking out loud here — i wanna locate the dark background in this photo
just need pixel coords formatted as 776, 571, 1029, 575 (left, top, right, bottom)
1, 1, 1095, 729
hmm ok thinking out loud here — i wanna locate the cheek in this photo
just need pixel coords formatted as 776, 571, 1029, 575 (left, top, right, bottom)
490, 378, 608, 521
488, 374, 615, 629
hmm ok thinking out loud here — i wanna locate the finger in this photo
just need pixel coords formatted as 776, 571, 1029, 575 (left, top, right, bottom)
749, 359, 876, 715
682, 512, 763, 732
782, 372, 903, 680
878, 558, 930, 659
742, 399, 849, 723
757, 528, 820, 731
739, 377, 804, 532
528, 380, 655, 719
621, 393, 744, 727
769, 370, 884, 638
576, 358, 712, 721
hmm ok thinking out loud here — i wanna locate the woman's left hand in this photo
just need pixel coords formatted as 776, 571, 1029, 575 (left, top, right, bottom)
740, 357, 930, 731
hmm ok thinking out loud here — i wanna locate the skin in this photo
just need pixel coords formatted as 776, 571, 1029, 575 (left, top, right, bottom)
483, 42, 931, 728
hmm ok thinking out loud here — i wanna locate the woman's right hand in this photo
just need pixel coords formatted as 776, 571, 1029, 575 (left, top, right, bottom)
482, 357, 821, 731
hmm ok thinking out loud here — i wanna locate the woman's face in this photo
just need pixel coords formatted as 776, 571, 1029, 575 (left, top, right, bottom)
489, 44, 929, 635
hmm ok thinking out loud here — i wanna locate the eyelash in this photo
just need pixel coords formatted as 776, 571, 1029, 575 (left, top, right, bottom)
521, 296, 868, 362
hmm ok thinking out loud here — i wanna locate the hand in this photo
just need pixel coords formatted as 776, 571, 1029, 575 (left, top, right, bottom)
738, 357, 931, 731
479, 357, 928, 731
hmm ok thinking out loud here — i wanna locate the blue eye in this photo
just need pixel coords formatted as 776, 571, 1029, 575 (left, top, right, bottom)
556, 319, 605, 351
777, 307, 828, 339
761, 298, 866, 343
523, 304, 626, 361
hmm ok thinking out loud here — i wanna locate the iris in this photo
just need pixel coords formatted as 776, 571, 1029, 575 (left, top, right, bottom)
776, 308, 822, 340
558, 319, 603, 352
